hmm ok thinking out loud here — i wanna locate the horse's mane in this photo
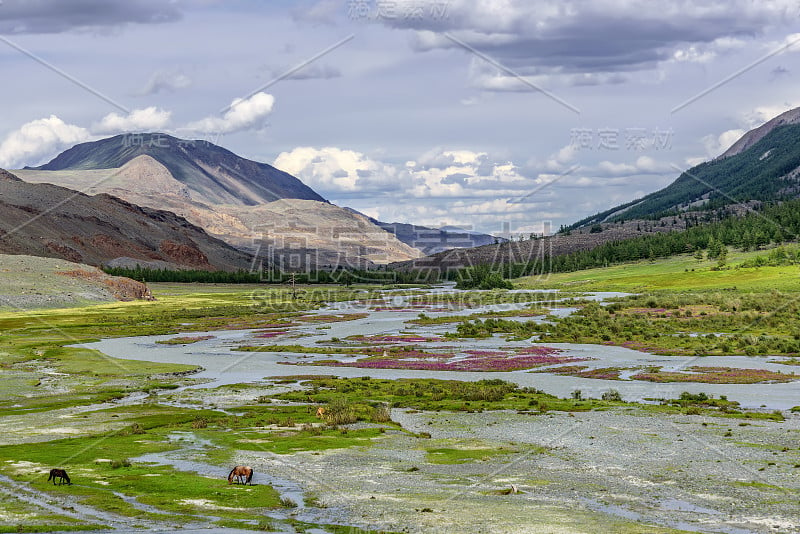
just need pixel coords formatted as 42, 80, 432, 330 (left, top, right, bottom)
227, 467, 236, 482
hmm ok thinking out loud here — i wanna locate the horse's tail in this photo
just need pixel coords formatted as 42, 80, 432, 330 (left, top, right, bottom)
246, 468, 253, 485
227, 467, 236, 484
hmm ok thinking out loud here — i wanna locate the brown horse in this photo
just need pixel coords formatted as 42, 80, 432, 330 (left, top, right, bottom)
227, 465, 253, 485
47, 468, 71, 485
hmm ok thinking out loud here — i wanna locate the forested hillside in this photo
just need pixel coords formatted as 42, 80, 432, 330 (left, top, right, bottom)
479, 200, 800, 280
569, 123, 800, 228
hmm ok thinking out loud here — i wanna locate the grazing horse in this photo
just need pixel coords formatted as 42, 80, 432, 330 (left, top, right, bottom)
47, 468, 71, 485
227, 465, 253, 485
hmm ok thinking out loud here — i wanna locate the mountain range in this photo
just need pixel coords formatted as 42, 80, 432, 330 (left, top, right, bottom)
0, 168, 252, 271
14, 133, 424, 269
393, 106, 800, 273
7, 104, 794, 277
346, 209, 502, 255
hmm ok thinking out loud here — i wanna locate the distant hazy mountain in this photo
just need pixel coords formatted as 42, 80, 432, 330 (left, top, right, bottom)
0, 169, 252, 271
568, 108, 800, 228
345, 209, 502, 255
17, 134, 421, 268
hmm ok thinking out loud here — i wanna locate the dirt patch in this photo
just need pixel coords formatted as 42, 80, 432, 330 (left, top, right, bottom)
57, 269, 154, 301
0, 254, 153, 309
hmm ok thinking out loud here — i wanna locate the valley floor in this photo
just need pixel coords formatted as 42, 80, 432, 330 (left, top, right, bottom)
0, 262, 798, 533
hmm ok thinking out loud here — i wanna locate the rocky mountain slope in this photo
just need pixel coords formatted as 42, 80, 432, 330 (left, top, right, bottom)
0, 169, 253, 271
0, 254, 152, 310
32, 133, 323, 204
17, 135, 421, 267
720, 107, 800, 158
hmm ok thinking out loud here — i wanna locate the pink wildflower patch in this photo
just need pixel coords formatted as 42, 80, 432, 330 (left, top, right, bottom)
290, 344, 586, 372
631, 366, 796, 384
254, 331, 288, 338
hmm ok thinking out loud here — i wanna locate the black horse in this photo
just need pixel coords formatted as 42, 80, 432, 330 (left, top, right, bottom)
47, 468, 71, 485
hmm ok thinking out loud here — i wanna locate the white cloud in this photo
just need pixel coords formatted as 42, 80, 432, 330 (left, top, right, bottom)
406, 149, 532, 198
595, 155, 672, 177
742, 103, 797, 128
92, 107, 171, 135
700, 128, 745, 158
693, 101, 798, 162
187, 92, 275, 134
0, 115, 89, 169
274, 146, 400, 193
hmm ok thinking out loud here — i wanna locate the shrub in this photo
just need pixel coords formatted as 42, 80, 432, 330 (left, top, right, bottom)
601, 389, 622, 402
325, 397, 358, 425
455, 264, 513, 290
679, 391, 709, 402
192, 418, 208, 429
279, 497, 298, 508
257, 519, 275, 531
371, 403, 392, 423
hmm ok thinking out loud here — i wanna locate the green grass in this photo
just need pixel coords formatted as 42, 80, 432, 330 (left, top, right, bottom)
516, 250, 800, 292
0, 283, 381, 424
424, 440, 537, 464
276, 376, 785, 420
451, 291, 800, 358
196, 427, 386, 459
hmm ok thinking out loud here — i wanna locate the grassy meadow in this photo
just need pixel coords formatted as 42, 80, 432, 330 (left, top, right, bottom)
516, 249, 800, 292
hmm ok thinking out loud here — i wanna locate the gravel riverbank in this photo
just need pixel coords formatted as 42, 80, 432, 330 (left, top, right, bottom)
236, 407, 800, 533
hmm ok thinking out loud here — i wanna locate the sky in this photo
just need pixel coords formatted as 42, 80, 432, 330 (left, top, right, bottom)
1, 0, 800, 235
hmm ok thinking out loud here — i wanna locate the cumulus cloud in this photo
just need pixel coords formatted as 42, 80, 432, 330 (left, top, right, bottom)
92, 107, 171, 135
274, 147, 401, 193
277, 144, 622, 233
407, 150, 532, 198
0, 106, 171, 169
0, 0, 181, 34
0, 115, 89, 169
186, 92, 275, 134
375, 0, 800, 86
